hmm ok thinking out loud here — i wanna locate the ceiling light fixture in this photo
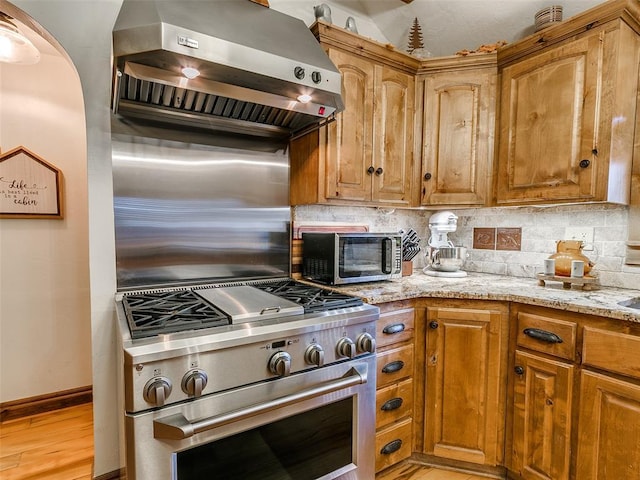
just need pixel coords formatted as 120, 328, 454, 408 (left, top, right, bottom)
181, 66, 200, 79
0, 13, 40, 65
297, 94, 312, 103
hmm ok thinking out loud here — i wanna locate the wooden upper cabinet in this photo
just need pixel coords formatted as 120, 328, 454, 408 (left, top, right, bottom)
324, 49, 375, 203
495, 0, 640, 205
372, 66, 415, 205
290, 22, 418, 207
419, 56, 497, 207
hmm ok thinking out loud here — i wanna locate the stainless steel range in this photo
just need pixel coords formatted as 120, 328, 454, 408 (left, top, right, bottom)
116, 279, 378, 480
110, 2, 377, 478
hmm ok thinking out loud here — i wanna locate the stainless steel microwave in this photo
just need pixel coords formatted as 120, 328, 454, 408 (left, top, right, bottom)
302, 232, 402, 285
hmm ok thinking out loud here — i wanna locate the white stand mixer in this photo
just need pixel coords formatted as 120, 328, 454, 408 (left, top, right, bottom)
423, 211, 468, 277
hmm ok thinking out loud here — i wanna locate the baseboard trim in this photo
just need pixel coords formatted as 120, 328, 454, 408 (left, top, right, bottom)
0, 385, 92, 422
94, 468, 126, 480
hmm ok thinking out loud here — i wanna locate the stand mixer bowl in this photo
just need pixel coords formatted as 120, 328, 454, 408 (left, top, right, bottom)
426, 246, 468, 272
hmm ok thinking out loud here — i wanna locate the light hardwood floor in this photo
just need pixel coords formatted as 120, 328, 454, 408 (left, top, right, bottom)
0, 404, 93, 480
1, 403, 490, 480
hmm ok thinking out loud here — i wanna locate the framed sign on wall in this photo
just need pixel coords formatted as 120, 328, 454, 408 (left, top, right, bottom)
0, 146, 64, 219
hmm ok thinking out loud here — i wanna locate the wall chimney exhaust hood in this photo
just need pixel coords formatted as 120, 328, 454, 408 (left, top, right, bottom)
112, 0, 344, 137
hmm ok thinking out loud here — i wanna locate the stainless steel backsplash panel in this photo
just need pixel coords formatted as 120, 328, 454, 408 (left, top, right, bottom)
111, 121, 291, 290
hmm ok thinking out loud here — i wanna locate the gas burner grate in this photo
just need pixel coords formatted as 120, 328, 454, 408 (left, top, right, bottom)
254, 280, 363, 313
123, 290, 230, 339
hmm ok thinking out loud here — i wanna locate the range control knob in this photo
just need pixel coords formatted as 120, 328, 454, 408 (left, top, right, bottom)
305, 344, 325, 367
356, 332, 376, 354
181, 369, 208, 397
143, 376, 172, 407
269, 351, 292, 377
311, 71, 322, 84
336, 337, 356, 359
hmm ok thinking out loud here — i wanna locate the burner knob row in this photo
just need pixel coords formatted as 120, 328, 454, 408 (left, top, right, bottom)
143, 370, 210, 406
268, 333, 377, 378
337, 333, 377, 359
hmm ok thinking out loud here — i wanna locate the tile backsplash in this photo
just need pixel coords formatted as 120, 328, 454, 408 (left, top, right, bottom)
293, 203, 640, 290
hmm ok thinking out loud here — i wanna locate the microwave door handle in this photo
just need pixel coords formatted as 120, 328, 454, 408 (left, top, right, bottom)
153, 363, 369, 440
381, 237, 393, 274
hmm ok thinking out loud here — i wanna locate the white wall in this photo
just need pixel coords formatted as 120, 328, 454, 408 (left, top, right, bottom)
0, 44, 91, 401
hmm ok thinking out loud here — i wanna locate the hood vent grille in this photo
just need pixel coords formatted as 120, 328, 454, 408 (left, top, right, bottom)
115, 71, 326, 138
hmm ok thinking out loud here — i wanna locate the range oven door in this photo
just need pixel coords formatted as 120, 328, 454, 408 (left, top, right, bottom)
125, 357, 376, 480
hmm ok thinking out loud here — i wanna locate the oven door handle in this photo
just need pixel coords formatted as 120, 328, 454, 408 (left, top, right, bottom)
153, 363, 369, 440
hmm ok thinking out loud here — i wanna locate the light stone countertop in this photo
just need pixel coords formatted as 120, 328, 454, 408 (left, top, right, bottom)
319, 271, 640, 323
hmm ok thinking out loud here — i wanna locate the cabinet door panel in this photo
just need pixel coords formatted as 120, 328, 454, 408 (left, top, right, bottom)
511, 350, 574, 480
577, 370, 640, 480
325, 49, 374, 201
422, 68, 495, 206
497, 33, 602, 203
425, 307, 504, 466
373, 67, 414, 206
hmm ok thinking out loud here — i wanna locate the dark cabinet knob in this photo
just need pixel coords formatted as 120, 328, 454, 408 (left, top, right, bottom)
375, 167, 384, 175
367, 166, 375, 174
424, 172, 432, 180
514, 366, 525, 375
429, 321, 439, 329
579, 159, 591, 168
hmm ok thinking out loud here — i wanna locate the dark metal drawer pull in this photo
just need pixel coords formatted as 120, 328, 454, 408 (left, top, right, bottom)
382, 360, 404, 374
382, 323, 405, 335
380, 439, 403, 455
523, 328, 563, 344
381, 397, 403, 411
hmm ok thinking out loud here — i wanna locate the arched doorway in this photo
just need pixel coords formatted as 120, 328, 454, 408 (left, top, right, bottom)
0, 0, 91, 423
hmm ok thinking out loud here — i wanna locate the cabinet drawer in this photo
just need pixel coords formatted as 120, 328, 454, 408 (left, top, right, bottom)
582, 327, 640, 380
376, 378, 413, 429
376, 308, 414, 348
376, 344, 414, 388
516, 312, 577, 361
375, 417, 412, 473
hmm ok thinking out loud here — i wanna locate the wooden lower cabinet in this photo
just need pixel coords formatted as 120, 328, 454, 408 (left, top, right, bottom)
375, 302, 416, 473
367, 297, 640, 479
510, 350, 574, 480
507, 305, 640, 480
423, 301, 509, 468
576, 370, 640, 479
